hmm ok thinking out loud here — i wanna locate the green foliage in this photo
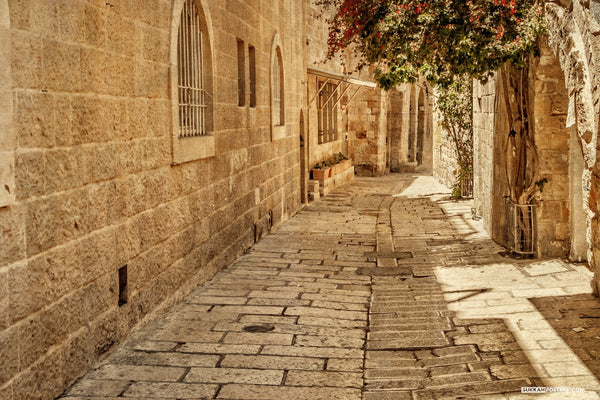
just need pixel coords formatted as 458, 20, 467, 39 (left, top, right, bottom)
313, 153, 349, 169
535, 177, 548, 193
437, 75, 473, 167
317, 0, 546, 88
451, 182, 463, 200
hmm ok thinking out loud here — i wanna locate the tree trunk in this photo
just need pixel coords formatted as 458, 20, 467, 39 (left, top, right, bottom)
500, 63, 538, 254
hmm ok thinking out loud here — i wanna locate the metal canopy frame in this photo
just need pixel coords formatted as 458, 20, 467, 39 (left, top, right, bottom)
307, 67, 377, 111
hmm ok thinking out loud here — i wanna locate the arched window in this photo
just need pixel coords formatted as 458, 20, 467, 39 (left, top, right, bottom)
270, 33, 285, 140
171, 0, 214, 163
178, 0, 206, 137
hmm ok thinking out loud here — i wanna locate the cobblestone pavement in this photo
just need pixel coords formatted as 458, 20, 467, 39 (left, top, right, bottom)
60, 174, 600, 400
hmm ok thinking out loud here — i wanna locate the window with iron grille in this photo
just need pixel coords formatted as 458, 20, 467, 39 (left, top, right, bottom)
318, 81, 338, 144
178, 0, 206, 138
272, 49, 284, 126
237, 39, 245, 107
249, 45, 256, 108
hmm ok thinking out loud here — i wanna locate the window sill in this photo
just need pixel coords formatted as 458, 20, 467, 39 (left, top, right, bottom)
173, 134, 215, 164
272, 124, 286, 141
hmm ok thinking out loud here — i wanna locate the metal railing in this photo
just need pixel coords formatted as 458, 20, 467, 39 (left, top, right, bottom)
503, 197, 536, 256
460, 175, 473, 198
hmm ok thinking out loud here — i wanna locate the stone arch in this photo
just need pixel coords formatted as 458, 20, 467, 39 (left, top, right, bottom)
169, 0, 216, 164
0, 0, 15, 207
529, 42, 586, 259
270, 32, 285, 140
545, 2, 600, 290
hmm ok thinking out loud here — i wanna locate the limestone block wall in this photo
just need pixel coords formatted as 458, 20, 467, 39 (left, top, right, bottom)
305, 2, 346, 175
473, 0, 600, 276
474, 58, 572, 258
420, 89, 434, 172
389, 86, 410, 171
346, 87, 389, 176
0, 1, 304, 399
432, 110, 460, 190
529, 44, 571, 257
0, 1, 14, 209
544, 0, 600, 290
472, 77, 496, 234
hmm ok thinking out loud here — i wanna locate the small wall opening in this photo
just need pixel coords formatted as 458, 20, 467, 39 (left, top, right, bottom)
237, 38, 245, 107
118, 265, 128, 306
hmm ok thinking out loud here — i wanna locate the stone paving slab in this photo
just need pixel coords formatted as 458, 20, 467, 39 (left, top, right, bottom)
58, 175, 600, 400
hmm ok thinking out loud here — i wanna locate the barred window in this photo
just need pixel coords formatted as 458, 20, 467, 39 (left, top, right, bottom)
272, 49, 284, 126
237, 39, 245, 107
249, 45, 256, 108
318, 81, 337, 144
178, 0, 206, 137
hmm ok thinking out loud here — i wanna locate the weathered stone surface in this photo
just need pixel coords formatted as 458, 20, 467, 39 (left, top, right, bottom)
217, 384, 362, 400
285, 371, 363, 388
66, 380, 131, 397
122, 382, 218, 399
221, 355, 325, 370
88, 365, 186, 382
185, 367, 284, 385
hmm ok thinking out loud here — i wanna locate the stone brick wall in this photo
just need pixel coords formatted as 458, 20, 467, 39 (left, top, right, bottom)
432, 109, 460, 190
389, 86, 410, 171
473, 0, 600, 280
305, 3, 346, 174
474, 52, 573, 258
529, 43, 571, 257
472, 77, 496, 233
346, 86, 389, 176
545, 0, 600, 292
0, 1, 305, 399
0, 1, 14, 209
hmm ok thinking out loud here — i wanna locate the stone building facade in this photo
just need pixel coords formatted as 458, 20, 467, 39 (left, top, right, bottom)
472, 1, 600, 291
390, 83, 434, 174
0, 1, 433, 399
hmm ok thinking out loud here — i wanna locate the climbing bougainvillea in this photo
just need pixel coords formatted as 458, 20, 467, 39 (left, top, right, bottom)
317, 0, 546, 87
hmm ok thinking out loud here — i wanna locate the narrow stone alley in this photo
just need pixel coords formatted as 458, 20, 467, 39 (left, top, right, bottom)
59, 175, 600, 400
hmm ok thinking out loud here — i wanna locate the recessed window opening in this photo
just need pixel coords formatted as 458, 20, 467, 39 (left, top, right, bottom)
237, 38, 246, 106
249, 45, 256, 108
178, 0, 206, 138
118, 265, 128, 306
273, 50, 284, 126
318, 80, 338, 144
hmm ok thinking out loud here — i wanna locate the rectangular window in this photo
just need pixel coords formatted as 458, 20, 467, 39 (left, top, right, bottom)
237, 39, 245, 107
177, 0, 206, 137
249, 45, 256, 108
318, 81, 338, 144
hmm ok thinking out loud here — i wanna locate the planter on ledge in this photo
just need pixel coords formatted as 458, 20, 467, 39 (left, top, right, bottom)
311, 168, 331, 180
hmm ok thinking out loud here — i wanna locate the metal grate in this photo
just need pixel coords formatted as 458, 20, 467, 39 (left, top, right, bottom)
318, 81, 338, 144
460, 174, 473, 198
237, 39, 245, 107
503, 197, 536, 255
178, 0, 206, 138
249, 45, 256, 107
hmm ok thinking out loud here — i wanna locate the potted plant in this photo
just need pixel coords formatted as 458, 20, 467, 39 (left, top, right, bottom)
311, 162, 330, 180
